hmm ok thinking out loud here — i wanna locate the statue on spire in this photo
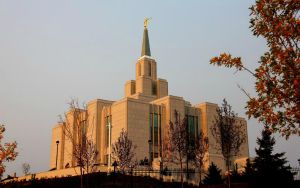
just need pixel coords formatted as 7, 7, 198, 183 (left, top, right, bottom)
144, 17, 151, 28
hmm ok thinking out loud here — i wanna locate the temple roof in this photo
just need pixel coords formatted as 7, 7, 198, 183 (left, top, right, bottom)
141, 27, 151, 57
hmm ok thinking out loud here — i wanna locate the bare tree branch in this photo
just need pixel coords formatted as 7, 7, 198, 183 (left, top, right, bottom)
111, 129, 137, 173
60, 99, 98, 188
22, 163, 30, 175
194, 131, 209, 186
211, 99, 246, 188
168, 110, 188, 188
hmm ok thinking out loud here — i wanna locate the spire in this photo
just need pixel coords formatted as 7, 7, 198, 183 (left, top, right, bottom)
141, 18, 151, 57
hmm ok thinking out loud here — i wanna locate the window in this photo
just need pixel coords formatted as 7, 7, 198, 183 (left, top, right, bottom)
195, 116, 198, 140
189, 116, 195, 146
80, 120, 87, 136
105, 116, 111, 147
148, 62, 151, 76
138, 63, 141, 76
154, 113, 158, 146
152, 81, 157, 95
149, 112, 161, 160
149, 114, 153, 142
186, 115, 198, 147
131, 83, 136, 95
79, 120, 87, 145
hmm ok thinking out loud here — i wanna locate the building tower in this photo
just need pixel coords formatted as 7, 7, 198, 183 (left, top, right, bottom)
125, 19, 168, 100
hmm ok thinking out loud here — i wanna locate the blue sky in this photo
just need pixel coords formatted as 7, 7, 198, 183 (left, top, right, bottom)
1, 0, 299, 177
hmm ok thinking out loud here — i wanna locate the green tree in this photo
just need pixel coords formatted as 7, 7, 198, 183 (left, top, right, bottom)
203, 162, 223, 185
242, 158, 255, 183
230, 163, 243, 183
253, 127, 294, 187
210, 0, 300, 138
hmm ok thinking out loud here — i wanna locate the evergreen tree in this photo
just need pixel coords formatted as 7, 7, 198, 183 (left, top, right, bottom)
231, 163, 243, 183
242, 158, 254, 182
203, 162, 223, 185
253, 128, 294, 187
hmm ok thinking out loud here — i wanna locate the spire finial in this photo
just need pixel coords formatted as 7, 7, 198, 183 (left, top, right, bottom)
144, 17, 151, 29
141, 18, 151, 57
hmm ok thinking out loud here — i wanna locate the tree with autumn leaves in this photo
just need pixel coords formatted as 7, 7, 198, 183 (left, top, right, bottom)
210, 0, 299, 138
0, 124, 18, 179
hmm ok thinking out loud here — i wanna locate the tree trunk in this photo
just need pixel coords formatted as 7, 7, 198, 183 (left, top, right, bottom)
130, 167, 133, 188
186, 156, 189, 179
227, 159, 231, 188
80, 167, 83, 188
180, 156, 183, 188
160, 160, 163, 181
86, 166, 89, 188
199, 171, 202, 188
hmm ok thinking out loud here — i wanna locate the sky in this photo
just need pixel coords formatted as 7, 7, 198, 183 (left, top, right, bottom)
0, 0, 299, 177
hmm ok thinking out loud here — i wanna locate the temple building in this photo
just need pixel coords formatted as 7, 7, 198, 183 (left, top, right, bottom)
50, 21, 249, 174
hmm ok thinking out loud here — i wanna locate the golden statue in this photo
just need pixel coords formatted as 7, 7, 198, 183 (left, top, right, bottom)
144, 17, 151, 28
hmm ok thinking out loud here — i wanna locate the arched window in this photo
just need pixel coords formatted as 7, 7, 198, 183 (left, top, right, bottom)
148, 62, 151, 76
138, 63, 141, 76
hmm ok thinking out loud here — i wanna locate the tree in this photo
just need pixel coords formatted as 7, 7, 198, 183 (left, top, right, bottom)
0, 124, 18, 179
211, 99, 246, 188
22, 163, 30, 175
203, 162, 223, 185
60, 99, 98, 188
252, 127, 294, 187
230, 163, 243, 183
168, 110, 188, 188
210, 1, 300, 138
193, 131, 209, 187
111, 128, 136, 173
161, 121, 173, 176
241, 158, 255, 183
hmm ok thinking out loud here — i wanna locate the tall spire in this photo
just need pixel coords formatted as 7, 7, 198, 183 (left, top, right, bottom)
141, 18, 151, 57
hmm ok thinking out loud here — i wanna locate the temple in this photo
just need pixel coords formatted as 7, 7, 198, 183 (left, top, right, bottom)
50, 21, 249, 174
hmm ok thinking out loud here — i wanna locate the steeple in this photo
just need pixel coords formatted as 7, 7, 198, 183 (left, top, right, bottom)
123, 18, 168, 99
141, 18, 151, 57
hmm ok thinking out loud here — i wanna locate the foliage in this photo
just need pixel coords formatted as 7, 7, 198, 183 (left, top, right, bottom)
241, 158, 255, 183
203, 162, 223, 185
168, 110, 188, 188
252, 127, 294, 187
230, 164, 244, 183
22, 163, 30, 175
210, 0, 300, 138
193, 131, 209, 186
60, 99, 98, 188
0, 125, 18, 179
111, 129, 137, 172
211, 99, 246, 171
